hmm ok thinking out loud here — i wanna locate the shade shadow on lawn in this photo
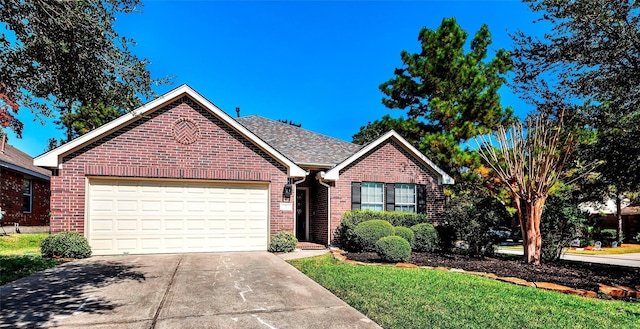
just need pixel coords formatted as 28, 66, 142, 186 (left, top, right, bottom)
0, 260, 145, 327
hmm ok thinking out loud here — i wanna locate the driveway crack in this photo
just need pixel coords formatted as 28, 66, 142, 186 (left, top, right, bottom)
150, 254, 183, 329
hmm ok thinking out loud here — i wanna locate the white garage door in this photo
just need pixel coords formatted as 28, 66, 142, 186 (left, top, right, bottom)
87, 179, 269, 255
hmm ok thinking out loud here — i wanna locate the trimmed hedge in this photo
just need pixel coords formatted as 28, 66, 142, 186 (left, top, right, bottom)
354, 220, 395, 251
394, 226, 415, 248
375, 236, 412, 262
41, 231, 92, 259
334, 210, 429, 251
268, 231, 298, 253
410, 223, 439, 252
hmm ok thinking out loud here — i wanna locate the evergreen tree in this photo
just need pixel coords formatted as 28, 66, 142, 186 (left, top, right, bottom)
379, 17, 515, 182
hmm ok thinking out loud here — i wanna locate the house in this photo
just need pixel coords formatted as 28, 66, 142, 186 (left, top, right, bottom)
581, 199, 640, 242
34, 85, 454, 255
0, 135, 51, 232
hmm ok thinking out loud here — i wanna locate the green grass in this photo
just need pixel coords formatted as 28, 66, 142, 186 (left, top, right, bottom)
0, 255, 61, 285
0, 233, 50, 256
0, 234, 61, 285
290, 255, 640, 329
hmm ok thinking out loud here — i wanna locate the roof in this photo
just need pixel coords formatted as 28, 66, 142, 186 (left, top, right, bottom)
323, 130, 455, 185
34, 85, 306, 178
621, 205, 640, 216
0, 143, 51, 181
237, 115, 362, 168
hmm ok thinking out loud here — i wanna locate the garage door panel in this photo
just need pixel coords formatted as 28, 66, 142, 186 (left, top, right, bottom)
88, 179, 269, 255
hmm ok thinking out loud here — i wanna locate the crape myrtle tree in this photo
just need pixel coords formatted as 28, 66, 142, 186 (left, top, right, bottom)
512, 0, 640, 243
0, 0, 168, 143
375, 17, 515, 184
476, 113, 576, 265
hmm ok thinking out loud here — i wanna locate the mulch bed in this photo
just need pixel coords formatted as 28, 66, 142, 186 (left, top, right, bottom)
346, 251, 640, 299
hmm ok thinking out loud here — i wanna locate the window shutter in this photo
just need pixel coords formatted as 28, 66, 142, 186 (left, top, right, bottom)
385, 183, 395, 211
351, 182, 361, 210
417, 184, 427, 214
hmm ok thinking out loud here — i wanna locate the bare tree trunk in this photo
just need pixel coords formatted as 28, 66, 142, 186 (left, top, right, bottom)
524, 197, 546, 265
616, 194, 623, 243
512, 195, 528, 260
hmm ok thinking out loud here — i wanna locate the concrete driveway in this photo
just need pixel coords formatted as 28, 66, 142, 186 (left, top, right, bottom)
0, 252, 381, 329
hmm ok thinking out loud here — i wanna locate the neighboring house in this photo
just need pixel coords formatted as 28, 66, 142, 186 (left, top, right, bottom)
591, 206, 640, 242
0, 136, 51, 229
35, 85, 453, 255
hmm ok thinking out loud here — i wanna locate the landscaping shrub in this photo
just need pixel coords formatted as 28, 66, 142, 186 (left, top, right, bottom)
540, 193, 589, 261
381, 212, 430, 228
268, 231, 298, 253
410, 223, 439, 252
636, 232, 640, 243
393, 226, 415, 247
40, 231, 92, 259
443, 194, 511, 257
334, 210, 429, 251
354, 220, 395, 251
375, 236, 411, 262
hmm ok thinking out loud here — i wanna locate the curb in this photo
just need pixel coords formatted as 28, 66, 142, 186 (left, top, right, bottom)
329, 249, 639, 300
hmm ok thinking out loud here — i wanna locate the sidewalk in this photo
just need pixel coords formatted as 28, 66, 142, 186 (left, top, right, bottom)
496, 247, 640, 268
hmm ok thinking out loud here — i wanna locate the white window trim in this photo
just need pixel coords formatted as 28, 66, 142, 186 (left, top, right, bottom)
361, 182, 384, 211
23, 178, 33, 213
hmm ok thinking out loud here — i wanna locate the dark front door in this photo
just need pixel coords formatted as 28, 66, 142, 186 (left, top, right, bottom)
296, 189, 307, 240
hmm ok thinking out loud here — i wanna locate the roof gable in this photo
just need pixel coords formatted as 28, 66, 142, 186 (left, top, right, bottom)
0, 143, 50, 180
34, 85, 306, 178
237, 116, 362, 168
323, 130, 454, 185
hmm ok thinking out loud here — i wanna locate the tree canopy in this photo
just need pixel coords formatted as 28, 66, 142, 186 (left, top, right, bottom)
378, 17, 515, 182
512, 0, 640, 242
0, 0, 167, 140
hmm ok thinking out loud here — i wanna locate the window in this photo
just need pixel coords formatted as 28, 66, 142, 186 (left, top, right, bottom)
22, 178, 32, 213
361, 182, 384, 211
352, 182, 426, 214
394, 184, 416, 212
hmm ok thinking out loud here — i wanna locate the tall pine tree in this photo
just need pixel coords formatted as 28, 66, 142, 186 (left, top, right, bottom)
379, 17, 514, 183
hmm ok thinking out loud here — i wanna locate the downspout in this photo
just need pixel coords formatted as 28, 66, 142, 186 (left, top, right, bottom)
316, 171, 331, 246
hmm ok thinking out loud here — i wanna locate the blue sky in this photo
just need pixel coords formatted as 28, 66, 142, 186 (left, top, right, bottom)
8, 0, 546, 157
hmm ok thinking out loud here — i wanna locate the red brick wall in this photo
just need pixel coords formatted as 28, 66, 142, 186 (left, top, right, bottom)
330, 139, 445, 243
0, 168, 50, 226
52, 96, 294, 236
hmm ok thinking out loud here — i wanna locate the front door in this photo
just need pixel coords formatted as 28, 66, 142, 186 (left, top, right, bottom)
296, 188, 308, 240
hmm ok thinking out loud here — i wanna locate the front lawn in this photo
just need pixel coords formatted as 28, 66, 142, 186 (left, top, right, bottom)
0, 234, 61, 285
289, 255, 640, 329
0, 233, 50, 256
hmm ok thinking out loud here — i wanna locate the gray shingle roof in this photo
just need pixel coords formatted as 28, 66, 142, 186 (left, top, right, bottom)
236, 116, 362, 168
0, 143, 51, 180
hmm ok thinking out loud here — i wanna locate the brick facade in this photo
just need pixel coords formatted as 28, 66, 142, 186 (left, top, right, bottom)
0, 168, 50, 226
328, 139, 445, 243
51, 96, 294, 236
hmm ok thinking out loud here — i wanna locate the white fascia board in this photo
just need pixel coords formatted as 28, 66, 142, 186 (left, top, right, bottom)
34, 85, 307, 178
324, 130, 455, 185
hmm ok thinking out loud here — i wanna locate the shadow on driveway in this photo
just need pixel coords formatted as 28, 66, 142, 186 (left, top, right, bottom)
0, 259, 145, 328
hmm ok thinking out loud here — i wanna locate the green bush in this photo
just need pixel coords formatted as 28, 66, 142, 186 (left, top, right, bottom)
443, 194, 512, 257
393, 226, 415, 247
40, 232, 92, 259
540, 193, 589, 261
333, 210, 429, 251
354, 220, 395, 251
410, 223, 439, 252
375, 236, 412, 262
636, 232, 640, 242
268, 231, 298, 253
